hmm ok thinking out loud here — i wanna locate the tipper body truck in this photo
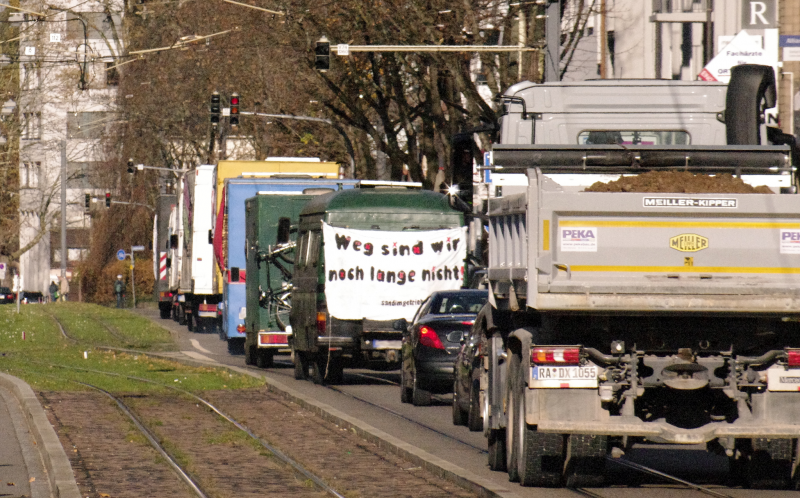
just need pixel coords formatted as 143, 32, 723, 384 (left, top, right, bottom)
153, 193, 177, 318
477, 64, 800, 489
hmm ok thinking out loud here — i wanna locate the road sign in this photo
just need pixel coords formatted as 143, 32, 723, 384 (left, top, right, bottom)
741, 0, 776, 30
0, 262, 5, 280
337, 44, 349, 56
131, 245, 145, 252
116, 249, 126, 261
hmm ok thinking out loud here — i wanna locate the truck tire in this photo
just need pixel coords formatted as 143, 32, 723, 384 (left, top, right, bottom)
293, 347, 309, 380
187, 313, 194, 332
516, 386, 564, 487
311, 354, 344, 385
452, 377, 467, 426
488, 428, 507, 472
467, 378, 483, 432
159, 304, 170, 319
563, 434, 607, 488
245, 345, 255, 365
227, 338, 244, 355
412, 370, 432, 406
506, 353, 521, 482
748, 438, 795, 489
256, 350, 274, 369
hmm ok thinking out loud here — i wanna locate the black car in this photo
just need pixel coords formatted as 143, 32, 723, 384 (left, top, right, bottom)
452, 302, 495, 430
397, 289, 488, 406
0, 287, 15, 304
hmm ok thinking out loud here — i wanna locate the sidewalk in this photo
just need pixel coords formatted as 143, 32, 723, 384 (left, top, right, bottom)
0, 374, 80, 498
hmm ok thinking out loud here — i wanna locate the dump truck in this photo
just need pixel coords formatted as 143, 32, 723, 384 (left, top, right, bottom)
477, 64, 800, 489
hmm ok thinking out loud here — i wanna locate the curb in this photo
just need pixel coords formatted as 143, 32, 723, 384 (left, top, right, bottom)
102, 347, 522, 498
0, 373, 82, 498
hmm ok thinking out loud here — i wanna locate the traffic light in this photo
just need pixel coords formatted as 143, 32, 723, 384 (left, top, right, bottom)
84, 193, 90, 209
230, 93, 239, 127
315, 37, 330, 72
127, 158, 134, 174
105, 192, 111, 208
210, 91, 220, 127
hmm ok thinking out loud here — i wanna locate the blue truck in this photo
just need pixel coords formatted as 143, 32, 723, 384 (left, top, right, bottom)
217, 177, 361, 353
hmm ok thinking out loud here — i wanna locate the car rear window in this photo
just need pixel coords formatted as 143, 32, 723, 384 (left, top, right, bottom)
0, 287, 10, 293
433, 293, 487, 314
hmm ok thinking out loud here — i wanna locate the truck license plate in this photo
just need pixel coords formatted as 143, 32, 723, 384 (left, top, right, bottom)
530, 365, 598, 388
767, 368, 800, 391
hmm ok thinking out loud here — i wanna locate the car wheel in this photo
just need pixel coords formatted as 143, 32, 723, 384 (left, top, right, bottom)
488, 428, 507, 472
411, 368, 431, 406
467, 378, 483, 432
400, 365, 412, 403
452, 377, 467, 426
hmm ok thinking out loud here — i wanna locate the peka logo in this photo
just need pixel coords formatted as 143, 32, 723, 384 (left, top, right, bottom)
669, 234, 709, 253
780, 229, 800, 255
560, 227, 597, 252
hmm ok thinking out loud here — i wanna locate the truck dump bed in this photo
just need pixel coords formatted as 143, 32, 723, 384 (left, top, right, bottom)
488, 144, 800, 314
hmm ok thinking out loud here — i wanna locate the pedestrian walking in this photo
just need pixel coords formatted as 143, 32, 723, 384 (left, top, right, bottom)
114, 275, 125, 308
59, 278, 69, 302
48, 280, 58, 303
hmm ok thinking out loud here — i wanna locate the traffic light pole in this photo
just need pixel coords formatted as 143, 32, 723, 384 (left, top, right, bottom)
60, 140, 67, 287
239, 111, 356, 176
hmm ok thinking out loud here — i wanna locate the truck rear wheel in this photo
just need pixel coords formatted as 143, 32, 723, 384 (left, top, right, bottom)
311, 354, 344, 385
159, 303, 170, 319
293, 347, 308, 380
747, 438, 796, 489
256, 350, 274, 369
187, 312, 194, 332
245, 345, 255, 365
563, 434, 607, 488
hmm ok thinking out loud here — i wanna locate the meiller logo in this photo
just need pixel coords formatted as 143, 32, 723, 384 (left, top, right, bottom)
643, 197, 737, 208
669, 234, 708, 253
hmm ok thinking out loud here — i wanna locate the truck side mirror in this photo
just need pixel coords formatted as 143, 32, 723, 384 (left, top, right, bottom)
277, 217, 291, 244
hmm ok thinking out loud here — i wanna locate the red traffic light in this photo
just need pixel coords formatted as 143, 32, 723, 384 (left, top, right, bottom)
230, 92, 240, 127
105, 192, 111, 208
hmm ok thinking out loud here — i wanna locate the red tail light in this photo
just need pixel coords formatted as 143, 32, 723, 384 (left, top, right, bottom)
236, 324, 246, 333
419, 325, 444, 350
787, 349, 800, 367
532, 347, 581, 364
316, 312, 327, 335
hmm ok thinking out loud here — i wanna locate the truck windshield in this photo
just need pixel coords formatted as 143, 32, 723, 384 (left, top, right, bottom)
578, 130, 690, 145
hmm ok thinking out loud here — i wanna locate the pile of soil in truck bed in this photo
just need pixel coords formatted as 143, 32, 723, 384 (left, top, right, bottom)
584, 171, 774, 193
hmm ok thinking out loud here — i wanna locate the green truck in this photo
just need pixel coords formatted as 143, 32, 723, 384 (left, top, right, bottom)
290, 187, 468, 384
243, 192, 322, 367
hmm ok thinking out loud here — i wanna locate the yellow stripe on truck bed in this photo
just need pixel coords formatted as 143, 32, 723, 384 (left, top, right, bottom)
559, 220, 800, 229
570, 265, 800, 274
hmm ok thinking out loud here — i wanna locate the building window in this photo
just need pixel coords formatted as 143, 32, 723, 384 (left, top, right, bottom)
66, 13, 122, 41
105, 63, 119, 86
21, 112, 41, 140
67, 112, 115, 139
22, 62, 41, 90
20, 162, 40, 188
67, 162, 101, 189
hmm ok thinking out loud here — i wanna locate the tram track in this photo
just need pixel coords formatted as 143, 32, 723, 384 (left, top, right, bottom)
41, 316, 348, 498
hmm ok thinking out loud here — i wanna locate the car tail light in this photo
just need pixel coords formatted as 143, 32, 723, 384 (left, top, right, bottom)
316, 312, 327, 334
461, 321, 474, 326
787, 349, 800, 367
419, 325, 444, 350
531, 347, 581, 364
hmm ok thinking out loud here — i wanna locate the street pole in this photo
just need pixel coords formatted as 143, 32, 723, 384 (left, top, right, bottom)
130, 246, 136, 309
545, 0, 560, 82
60, 140, 67, 290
